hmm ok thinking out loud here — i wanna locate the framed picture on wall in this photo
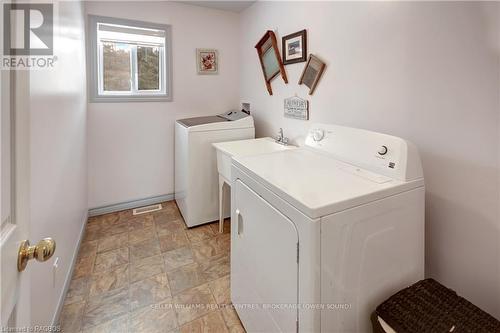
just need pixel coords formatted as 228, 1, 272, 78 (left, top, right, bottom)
196, 49, 218, 74
282, 29, 307, 65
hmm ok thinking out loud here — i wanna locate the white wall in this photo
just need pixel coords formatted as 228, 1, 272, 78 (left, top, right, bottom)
240, 1, 500, 318
86, 1, 240, 209
29, 1, 88, 325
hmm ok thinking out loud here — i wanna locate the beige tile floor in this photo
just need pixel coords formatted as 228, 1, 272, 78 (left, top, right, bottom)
59, 201, 245, 333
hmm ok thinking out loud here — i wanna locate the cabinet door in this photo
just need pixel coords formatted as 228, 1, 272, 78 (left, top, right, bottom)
231, 179, 299, 333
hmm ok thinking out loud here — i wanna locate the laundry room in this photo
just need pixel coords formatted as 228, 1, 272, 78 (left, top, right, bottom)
0, 1, 499, 332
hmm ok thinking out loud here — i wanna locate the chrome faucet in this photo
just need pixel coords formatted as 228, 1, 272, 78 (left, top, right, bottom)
275, 128, 289, 145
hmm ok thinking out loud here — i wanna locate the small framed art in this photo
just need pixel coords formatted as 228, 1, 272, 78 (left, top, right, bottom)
196, 49, 218, 74
282, 29, 307, 65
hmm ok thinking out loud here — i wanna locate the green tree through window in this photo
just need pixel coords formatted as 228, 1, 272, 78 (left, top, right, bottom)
138, 46, 160, 91
103, 42, 131, 91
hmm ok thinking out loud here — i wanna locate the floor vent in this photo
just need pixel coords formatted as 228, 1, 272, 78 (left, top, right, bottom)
132, 204, 162, 215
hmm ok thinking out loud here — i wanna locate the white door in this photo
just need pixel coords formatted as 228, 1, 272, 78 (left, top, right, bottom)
0, 45, 36, 327
231, 179, 299, 333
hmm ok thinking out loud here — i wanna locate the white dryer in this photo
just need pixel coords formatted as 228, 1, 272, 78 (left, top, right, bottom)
230, 124, 424, 332
175, 111, 254, 228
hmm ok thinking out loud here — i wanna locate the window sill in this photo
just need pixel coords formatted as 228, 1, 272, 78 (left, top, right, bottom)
89, 95, 172, 103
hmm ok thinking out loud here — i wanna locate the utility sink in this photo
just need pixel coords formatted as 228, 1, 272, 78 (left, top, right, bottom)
213, 137, 296, 184
212, 137, 296, 232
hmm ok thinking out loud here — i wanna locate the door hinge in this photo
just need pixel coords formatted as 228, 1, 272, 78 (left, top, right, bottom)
296, 242, 299, 263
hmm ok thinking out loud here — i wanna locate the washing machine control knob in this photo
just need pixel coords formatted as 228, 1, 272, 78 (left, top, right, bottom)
378, 145, 388, 156
312, 129, 325, 142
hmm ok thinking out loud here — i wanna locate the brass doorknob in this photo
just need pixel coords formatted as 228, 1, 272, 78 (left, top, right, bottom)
17, 238, 56, 272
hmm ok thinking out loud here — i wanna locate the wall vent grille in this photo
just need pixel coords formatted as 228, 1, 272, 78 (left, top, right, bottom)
132, 204, 162, 215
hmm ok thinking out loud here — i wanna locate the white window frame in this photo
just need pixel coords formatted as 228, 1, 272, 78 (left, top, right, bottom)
88, 15, 172, 102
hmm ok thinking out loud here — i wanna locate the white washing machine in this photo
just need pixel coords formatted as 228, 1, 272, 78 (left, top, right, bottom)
175, 111, 254, 227
230, 123, 425, 332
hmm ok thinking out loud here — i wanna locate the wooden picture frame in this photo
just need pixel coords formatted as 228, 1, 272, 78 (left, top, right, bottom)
282, 29, 307, 65
255, 30, 288, 95
299, 54, 326, 95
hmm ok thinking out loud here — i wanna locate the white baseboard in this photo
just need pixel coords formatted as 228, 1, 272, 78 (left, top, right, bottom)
51, 210, 88, 326
88, 194, 174, 217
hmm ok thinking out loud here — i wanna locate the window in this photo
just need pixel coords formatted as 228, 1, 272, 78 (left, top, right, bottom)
88, 16, 172, 102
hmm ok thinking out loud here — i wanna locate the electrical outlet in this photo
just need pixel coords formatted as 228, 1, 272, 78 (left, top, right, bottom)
242, 102, 250, 114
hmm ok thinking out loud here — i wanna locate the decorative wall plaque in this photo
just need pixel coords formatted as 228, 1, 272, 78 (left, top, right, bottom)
284, 96, 309, 120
